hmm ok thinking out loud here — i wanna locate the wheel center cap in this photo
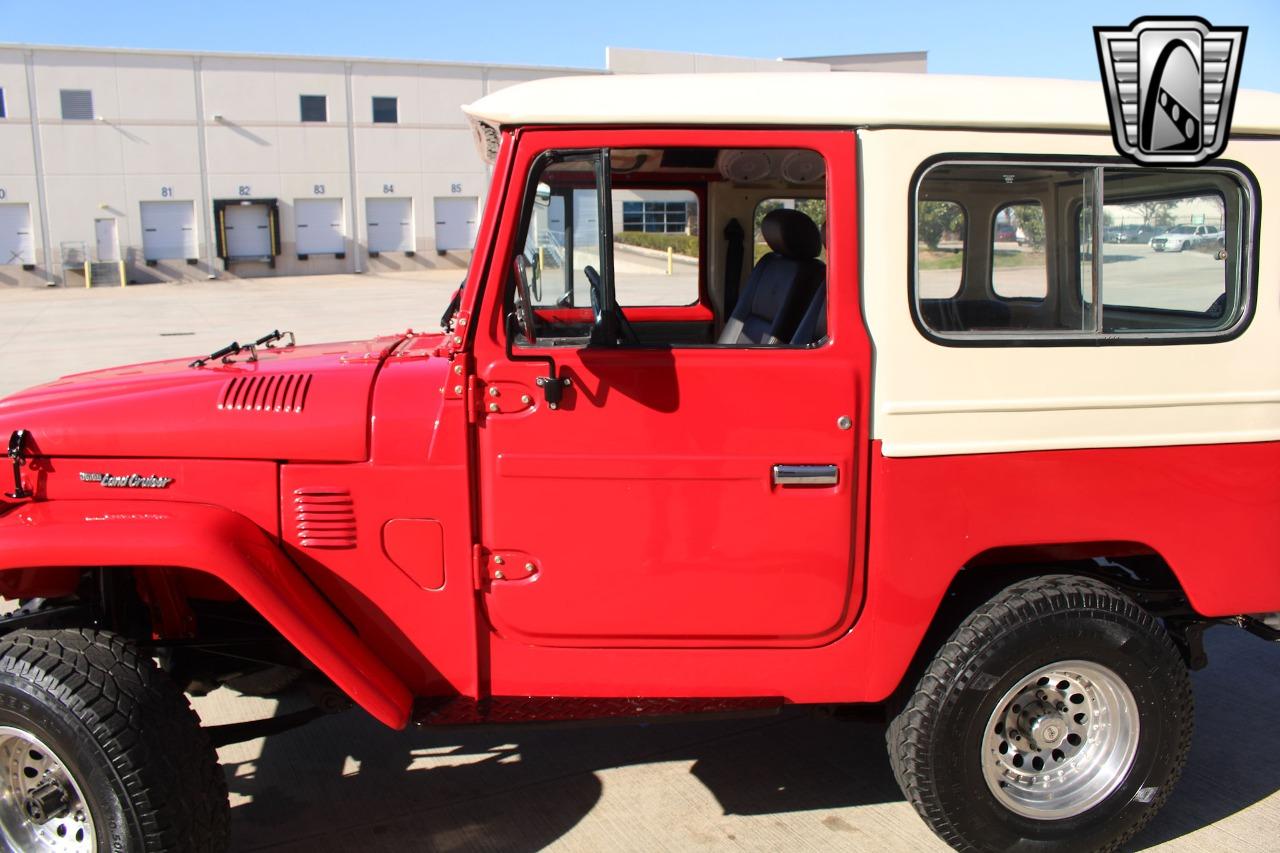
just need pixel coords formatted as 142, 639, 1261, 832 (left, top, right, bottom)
1030, 715, 1067, 748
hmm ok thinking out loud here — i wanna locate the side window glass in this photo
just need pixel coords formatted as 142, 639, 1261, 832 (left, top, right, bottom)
611, 187, 700, 306
913, 161, 1249, 341
515, 152, 604, 343
512, 146, 830, 348
916, 200, 965, 299
1100, 184, 1232, 331
991, 202, 1047, 299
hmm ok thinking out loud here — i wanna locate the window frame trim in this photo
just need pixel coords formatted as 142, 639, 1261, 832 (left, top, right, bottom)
299, 94, 328, 123
908, 153, 1259, 348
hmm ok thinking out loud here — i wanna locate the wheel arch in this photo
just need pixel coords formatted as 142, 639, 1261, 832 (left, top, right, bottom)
882, 539, 1199, 714
0, 500, 412, 729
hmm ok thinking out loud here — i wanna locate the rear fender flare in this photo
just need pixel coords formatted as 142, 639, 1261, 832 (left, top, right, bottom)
0, 500, 412, 728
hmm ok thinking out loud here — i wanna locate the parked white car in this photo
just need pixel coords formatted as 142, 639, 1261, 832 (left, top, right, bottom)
1150, 224, 1223, 252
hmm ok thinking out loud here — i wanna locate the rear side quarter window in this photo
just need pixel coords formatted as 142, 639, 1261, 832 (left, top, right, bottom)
912, 158, 1255, 344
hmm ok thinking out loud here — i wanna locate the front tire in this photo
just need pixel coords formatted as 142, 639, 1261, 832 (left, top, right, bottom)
887, 575, 1192, 852
0, 630, 229, 852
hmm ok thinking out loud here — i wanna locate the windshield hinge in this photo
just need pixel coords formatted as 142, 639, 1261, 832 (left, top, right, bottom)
445, 309, 471, 356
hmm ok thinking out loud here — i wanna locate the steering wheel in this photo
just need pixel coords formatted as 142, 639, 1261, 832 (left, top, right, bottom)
584, 265, 639, 345
512, 255, 537, 345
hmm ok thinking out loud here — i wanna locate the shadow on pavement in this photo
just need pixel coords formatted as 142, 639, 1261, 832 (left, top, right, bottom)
1130, 627, 1280, 850
223, 628, 1278, 852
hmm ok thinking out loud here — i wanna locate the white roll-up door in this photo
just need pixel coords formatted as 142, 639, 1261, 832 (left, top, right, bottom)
366, 198, 414, 254
224, 204, 272, 259
140, 201, 197, 261
432, 196, 478, 251
294, 198, 345, 255
0, 204, 35, 265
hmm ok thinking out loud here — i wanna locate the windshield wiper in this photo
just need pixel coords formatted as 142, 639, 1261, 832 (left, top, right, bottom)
189, 330, 295, 368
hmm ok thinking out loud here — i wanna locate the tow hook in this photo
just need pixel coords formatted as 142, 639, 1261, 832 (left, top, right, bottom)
5, 430, 31, 500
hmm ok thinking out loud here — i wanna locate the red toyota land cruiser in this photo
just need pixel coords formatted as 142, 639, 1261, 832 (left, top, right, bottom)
0, 72, 1277, 852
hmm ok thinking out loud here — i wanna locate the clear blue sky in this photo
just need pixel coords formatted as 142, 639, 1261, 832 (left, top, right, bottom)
6, 0, 1278, 91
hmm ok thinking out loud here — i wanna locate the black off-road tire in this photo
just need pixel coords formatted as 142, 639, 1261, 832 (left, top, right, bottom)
886, 575, 1193, 852
0, 629, 230, 852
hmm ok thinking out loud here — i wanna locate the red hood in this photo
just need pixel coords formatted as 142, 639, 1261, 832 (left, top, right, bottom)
0, 335, 409, 463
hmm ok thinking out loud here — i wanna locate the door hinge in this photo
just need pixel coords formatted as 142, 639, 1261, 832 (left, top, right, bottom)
474, 546, 540, 587
466, 375, 482, 424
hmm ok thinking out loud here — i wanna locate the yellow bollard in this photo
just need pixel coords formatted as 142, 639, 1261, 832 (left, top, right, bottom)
667, 246, 673, 276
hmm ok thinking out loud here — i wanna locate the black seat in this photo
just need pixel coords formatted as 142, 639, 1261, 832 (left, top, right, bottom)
718, 209, 825, 345
791, 283, 827, 345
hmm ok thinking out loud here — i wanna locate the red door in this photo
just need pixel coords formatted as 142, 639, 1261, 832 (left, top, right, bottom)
470, 128, 869, 649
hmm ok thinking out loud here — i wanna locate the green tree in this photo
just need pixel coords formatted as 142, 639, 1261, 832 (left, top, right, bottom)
1010, 204, 1044, 248
918, 201, 963, 249
1137, 201, 1177, 228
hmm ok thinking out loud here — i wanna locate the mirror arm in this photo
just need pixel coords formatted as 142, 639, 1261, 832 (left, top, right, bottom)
504, 313, 569, 410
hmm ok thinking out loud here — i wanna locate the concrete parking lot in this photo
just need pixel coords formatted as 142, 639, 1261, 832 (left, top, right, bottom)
1, 272, 1278, 851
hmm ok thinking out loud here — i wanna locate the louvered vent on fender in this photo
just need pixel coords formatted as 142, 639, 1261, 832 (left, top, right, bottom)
294, 488, 356, 549
219, 374, 313, 413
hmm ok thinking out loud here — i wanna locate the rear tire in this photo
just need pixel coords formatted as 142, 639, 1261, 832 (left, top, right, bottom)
0, 629, 229, 852
887, 575, 1192, 852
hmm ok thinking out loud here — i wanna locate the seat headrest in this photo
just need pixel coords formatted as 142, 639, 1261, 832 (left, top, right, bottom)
761, 209, 822, 260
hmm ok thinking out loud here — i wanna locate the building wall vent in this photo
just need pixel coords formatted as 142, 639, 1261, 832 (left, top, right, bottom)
60, 89, 94, 120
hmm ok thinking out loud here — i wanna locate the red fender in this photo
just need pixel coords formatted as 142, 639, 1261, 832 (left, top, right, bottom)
0, 500, 412, 729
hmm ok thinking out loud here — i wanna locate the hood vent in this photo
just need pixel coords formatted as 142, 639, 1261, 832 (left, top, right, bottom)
293, 487, 356, 549
219, 374, 313, 414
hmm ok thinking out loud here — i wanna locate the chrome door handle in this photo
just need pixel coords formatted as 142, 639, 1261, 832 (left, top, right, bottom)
772, 464, 839, 486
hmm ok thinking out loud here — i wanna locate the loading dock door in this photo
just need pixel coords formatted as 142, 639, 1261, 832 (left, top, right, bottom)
224, 204, 273, 260
140, 201, 197, 260
432, 196, 478, 251
294, 198, 345, 255
0, 204, 35, 266
366, 198, 414, 254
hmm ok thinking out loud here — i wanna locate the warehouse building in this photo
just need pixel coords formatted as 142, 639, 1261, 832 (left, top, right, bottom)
0, 45, 924, 287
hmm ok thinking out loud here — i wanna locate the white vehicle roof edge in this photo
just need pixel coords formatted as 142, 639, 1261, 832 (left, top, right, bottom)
464, 71, 1280, 138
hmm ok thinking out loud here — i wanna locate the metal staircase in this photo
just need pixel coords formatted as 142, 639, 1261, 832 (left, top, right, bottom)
85, 260, 127, 288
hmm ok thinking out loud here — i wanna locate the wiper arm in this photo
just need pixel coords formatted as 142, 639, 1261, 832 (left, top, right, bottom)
252, 329, 295, 349
189, 341, 241, 369
189, 331, 295, 369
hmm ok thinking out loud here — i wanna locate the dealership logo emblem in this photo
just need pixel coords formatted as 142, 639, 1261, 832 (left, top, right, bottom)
1095, 17, 1247, 165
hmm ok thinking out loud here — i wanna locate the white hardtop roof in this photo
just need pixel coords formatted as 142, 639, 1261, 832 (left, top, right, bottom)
465, 72, 1280, 135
